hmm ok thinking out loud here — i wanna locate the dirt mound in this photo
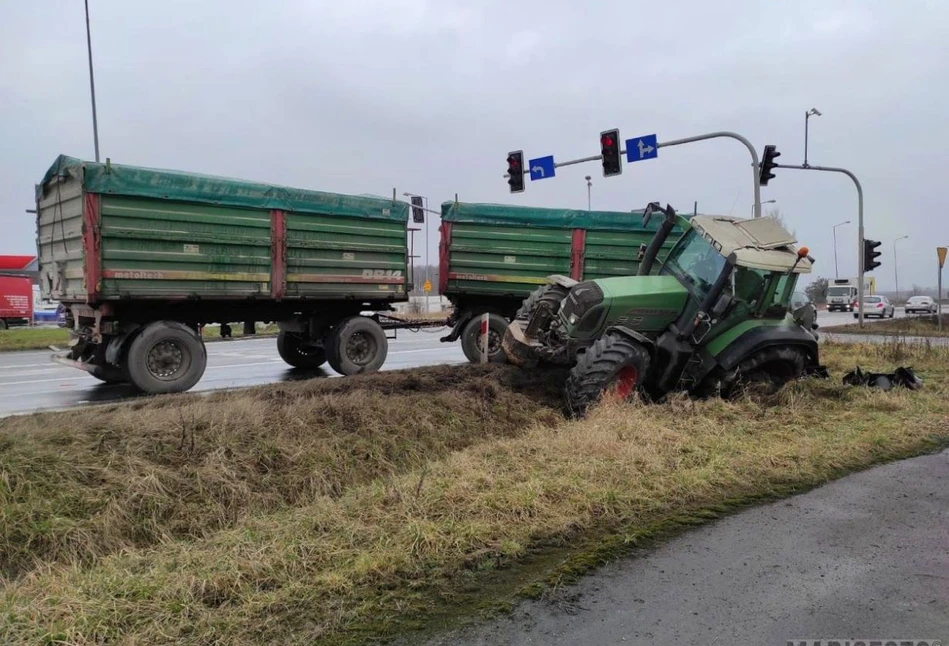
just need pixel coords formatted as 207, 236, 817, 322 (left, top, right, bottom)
0, 364, 566, 579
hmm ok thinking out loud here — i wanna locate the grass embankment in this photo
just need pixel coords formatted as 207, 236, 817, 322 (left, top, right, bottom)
0, 324, 278, 352
823, 313, 949, 337
1, 342, 948, 645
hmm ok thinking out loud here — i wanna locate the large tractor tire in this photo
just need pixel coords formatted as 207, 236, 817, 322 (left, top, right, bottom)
126, 321, 208, 394
277, 331, 327, 369
721, 346, 807, 398
461, 313, 508, 364
515, 283, 569, 321
325, 316, 388, 376
564, 332, 651, 418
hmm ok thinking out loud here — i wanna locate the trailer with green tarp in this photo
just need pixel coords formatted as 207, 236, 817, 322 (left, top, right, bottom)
35, 155, 411, 394
437, 201, 688, 363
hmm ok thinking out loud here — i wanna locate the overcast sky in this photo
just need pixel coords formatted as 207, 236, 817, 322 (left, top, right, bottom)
2, 0, 947, 289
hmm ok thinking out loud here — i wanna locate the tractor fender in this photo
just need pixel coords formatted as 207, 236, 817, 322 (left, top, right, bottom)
712, 325, 819, 375
605, 325, 656, 356
547, 275, 579, 290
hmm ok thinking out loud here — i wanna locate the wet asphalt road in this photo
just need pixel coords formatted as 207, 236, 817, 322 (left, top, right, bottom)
0, 328, 464, 417
415, 450, 949, 646
0, 310, 930, 418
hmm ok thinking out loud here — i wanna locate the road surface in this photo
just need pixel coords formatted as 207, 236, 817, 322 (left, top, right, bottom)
0, 310, 920, 418
0, 329, 464, 417
414, 449, 949, 646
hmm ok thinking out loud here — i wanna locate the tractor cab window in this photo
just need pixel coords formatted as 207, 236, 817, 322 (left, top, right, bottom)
732, 268, 796, 314
662, 229, 726, 298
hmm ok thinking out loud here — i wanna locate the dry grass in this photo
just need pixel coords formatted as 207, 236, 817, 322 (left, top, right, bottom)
1, 342, 947, 645
823, 314, 949, 337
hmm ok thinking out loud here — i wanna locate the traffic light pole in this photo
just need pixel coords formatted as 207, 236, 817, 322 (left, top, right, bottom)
773, 163, 866, 327
506, 131, 764, 218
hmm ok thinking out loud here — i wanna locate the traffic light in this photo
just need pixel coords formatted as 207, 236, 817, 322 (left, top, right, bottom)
759, 144, 780, 186
600, 129, 622, 177
507, 150, 524, 193
863, 238, 882, 272
410, 196, 424, 223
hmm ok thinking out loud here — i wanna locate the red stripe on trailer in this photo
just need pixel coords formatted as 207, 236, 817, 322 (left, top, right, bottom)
570, 228, 586, 281
438, 221, 452, 294
82, 192, 102, 303
270, 209, 286, 300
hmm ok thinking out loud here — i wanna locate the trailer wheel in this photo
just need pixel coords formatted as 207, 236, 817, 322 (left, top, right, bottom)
126, 321, 207, 394
460, 313, 508, 364
0, 319, 7, 330
89, 364, 128, 385
326, 316, 388, 376
564, 332, 651, 418
277, 331, 326, 369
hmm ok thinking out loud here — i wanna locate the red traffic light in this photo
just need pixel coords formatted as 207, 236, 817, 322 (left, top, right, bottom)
600, 128, 622, 177
601, 135, 614, 147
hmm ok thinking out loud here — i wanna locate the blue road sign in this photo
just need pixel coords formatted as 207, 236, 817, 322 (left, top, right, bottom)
625, 134, 658, 163
529, 155, 556, 181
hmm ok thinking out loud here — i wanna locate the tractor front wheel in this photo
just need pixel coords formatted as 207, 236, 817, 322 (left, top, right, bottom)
515, 283, 569, 321
721, 346, 807, 398
564, 332, 651, 418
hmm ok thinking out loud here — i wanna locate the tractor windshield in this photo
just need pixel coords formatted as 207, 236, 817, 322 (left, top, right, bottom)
661, 229, 726, 298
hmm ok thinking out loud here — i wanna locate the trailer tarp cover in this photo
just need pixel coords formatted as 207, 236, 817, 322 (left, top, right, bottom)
38, 155, 408, 222
441, 201, 692, 231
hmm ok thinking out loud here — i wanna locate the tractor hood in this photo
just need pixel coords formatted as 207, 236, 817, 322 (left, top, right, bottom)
561, 275, 689, 340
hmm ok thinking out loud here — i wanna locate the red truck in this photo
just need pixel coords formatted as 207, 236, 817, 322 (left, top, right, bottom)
0, 276, 33, 329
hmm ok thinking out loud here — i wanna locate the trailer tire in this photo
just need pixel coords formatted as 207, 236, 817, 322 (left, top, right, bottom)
0, 319, 7, 330
277, 331, 327, 369
564, 331, 651, 418
89, 364, 128, 385
461, 313, 508, 364
326, 316, 388, 376
126, 321, 207, 394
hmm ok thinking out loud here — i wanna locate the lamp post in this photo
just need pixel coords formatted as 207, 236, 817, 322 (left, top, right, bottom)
84, 0, 100, 162
804, 107, 822, 168
832, 220, 850, 279
585, 176, 592, 211
402, 192, 431, 307
754, 199, 776, 217
894, 235, 909, 302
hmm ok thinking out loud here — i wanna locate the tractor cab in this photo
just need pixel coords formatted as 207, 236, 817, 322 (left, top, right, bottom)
503, 202, 819, 416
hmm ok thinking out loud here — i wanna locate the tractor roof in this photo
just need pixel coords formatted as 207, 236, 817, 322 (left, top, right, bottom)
689, 215, 812, 274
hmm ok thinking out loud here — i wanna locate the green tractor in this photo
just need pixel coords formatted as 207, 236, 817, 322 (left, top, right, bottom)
502, 203, 820, 416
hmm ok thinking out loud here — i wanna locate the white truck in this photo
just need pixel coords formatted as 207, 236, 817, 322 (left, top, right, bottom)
827, 277, 876, 312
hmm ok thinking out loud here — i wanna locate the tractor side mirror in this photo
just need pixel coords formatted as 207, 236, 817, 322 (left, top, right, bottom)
712, 292, 733, 318
642, 201, 661, 227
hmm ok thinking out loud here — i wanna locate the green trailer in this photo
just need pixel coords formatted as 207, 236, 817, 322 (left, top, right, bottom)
36, 155, 411, 394
438, 201, 687, 362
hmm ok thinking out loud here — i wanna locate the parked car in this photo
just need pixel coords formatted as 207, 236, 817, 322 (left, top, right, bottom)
904, 295, 937, 315
854, 295, 895, 319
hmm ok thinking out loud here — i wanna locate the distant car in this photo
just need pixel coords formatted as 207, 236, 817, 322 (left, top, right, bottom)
854, 295, 895, 319
904, 295, 937, 315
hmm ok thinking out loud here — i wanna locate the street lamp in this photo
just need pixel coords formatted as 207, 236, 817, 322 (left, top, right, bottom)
894, 235, 909, 302
585, 176, 592, 211
832, 220, 850, 279
804, 107, 822, 168
754, 199, 776, 216
84, 0, 101, 162
403, 191, 431, 297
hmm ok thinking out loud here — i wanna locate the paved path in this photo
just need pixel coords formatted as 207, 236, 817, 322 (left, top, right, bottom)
415, 450, 949, 645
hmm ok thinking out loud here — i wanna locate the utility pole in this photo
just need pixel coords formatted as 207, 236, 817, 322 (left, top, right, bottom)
585, 176, 592, 211
832, 220, 850, 279
893, 235, 908, 302
84, 0, 101, 162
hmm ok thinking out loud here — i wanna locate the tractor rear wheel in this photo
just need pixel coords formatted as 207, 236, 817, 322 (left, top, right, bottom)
564, 332, 651, 417
721, 346, 807, 398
